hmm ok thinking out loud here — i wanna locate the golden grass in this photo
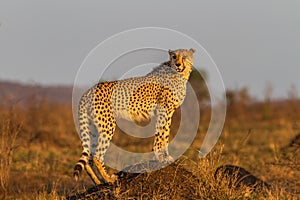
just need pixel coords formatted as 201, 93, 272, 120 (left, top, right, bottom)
0, 94, 299, 199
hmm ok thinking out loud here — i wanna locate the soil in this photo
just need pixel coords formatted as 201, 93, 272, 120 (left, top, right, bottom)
67, 160, 200, 200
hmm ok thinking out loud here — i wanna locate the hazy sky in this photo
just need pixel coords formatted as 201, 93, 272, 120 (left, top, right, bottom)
0, 1, 299, 99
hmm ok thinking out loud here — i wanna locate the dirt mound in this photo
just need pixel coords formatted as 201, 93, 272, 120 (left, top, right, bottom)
285, 133, 300, 149
281, 133, 300, 158
67, 161, 200, 200
214, 165, 270, 189
279, 133, 300, 172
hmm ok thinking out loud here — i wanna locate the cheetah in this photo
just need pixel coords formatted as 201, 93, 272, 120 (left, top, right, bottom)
74, 48, 196, 185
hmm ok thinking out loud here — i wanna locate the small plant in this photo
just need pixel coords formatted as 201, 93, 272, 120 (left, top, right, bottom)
0, 111, 22, 199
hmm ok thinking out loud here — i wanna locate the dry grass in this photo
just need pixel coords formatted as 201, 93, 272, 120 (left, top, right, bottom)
0, 109, 22, 198
0, 90, 299, 199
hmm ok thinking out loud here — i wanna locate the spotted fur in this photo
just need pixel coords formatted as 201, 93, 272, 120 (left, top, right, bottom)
74, 48, 195, 184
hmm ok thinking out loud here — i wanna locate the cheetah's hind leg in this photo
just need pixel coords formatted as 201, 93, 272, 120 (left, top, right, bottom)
73, 152, 102, 185
85, 163, 102, 185
93, 157, 117, 183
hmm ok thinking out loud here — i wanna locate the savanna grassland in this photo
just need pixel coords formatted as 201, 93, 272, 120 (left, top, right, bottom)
0, 79, 299, 199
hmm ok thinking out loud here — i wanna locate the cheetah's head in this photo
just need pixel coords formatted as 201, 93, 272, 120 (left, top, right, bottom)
168, 48, 195, 80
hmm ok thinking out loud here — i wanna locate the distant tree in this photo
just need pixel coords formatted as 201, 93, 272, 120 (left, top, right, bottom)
226, 90, 236, 106
189, 69, 209, 102
226, 87, 252, 106
226, 87, 252, 119
288, 84, 298, 100
264, 81, 273, 102
237, 87, 251, 106
287, 84, 299, 113
262, 82, 274, 120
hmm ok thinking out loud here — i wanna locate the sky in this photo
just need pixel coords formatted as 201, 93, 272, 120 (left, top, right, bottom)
0, 0, 299, 99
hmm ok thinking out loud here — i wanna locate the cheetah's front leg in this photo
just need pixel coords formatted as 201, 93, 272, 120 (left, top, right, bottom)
153, 105, 175, 164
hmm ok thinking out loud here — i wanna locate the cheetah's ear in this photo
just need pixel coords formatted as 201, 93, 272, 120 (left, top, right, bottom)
189, 48, 196, 54
168, 49, 173, 55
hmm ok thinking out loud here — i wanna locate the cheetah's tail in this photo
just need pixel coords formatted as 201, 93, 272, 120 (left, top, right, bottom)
74, 92, 91, 181
74, 152, 89, 181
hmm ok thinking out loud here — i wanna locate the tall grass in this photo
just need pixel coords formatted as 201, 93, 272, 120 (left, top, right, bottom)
0, 109, 22, 199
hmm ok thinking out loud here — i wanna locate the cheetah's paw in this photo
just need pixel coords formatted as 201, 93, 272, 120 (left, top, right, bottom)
161, 155, 174, 164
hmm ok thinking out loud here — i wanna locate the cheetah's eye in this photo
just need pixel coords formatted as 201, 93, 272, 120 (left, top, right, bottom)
172, 55, 177, 59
